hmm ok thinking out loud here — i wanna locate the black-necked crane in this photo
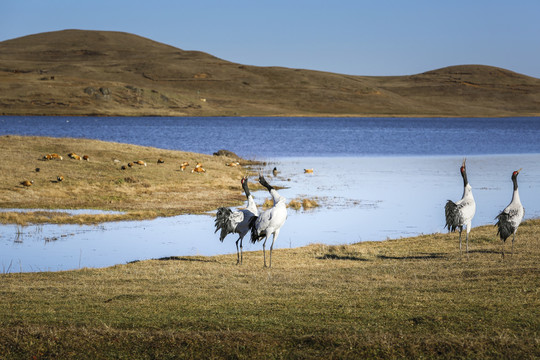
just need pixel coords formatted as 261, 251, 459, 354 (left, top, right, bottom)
249, 174, 288, 267
214, 177, 259, 264
272, 167, 278, 176
445, 158, 476, 256
495, 169, 524, 258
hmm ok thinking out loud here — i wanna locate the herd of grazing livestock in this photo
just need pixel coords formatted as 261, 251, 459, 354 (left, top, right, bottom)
19, 151, 220, 188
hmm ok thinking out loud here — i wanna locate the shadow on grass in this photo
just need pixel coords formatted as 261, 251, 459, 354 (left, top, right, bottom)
377, 253, 446, 260
157, 256, 217, 263
127, 256, 217, 264
468, 249, 501, 254
317, 254, 370, 261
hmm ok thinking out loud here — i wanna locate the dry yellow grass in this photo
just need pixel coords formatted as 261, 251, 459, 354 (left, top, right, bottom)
0, 135, 260, 224
0, 220, 538, 358
262, 197, 320, 211
2, 30, 540, 118
302, 198, 319, 209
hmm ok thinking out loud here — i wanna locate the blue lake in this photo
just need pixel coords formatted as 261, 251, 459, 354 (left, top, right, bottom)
1, 116, 539, 272
2, 116, 540, 157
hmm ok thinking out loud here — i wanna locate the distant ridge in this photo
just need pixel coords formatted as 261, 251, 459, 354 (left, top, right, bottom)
1, 29, 539, 117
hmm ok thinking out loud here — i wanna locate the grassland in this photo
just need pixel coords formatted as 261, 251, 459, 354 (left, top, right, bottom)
1, 29, 540, 118
0, 135, 258, 224
1, 219, 538, 359
0, 134, 538, 358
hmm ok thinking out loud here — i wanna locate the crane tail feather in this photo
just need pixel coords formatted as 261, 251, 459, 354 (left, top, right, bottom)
444, 200, 460, 232
249, 215, 263, 244
495, 212, 513, 242
214, 207, 236, 242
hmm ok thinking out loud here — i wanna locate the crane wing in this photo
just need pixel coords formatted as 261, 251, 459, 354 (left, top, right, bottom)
495, 211, 513, 241
444, 200, 460, 232
445, 198, 475, 232
214, 207, 244, 242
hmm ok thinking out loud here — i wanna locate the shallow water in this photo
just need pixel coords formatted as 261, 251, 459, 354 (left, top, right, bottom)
0, 209, 124, 215
2, 154, 538, 272
2, 116, 539, 272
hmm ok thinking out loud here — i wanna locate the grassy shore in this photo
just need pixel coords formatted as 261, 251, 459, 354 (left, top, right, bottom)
1, 219, 539, 359
0, 135, 260, 224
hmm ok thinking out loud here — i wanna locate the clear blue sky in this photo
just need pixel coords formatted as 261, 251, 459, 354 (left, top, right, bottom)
2, 0, 539, 78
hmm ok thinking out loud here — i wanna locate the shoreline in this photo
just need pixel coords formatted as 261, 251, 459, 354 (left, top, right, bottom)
1, 219, 538, 358
0, 135, 262, 225
3, 113, 540, 118
4, 151, 540, 225
2, 217, 538, 274
3, 153, 539, 272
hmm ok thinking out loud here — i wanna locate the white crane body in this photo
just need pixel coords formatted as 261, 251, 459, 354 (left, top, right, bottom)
250, 175, 287, 267
445, 159, 476, 256
215, 177, 259, 264
495, 169, 524, 257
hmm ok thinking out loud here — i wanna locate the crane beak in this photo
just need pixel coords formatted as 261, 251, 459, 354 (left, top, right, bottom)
516, 168, 522, 174
462, 158, 466, 167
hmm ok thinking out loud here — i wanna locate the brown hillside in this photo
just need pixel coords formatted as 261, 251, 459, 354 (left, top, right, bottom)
1, 29, 539, 117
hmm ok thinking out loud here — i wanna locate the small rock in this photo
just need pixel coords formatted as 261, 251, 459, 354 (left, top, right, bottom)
213, 149, 240, 158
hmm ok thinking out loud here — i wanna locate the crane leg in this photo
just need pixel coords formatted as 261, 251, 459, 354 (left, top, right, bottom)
501, 240, 505, 259
235, 238, 241, 265
269, 230, 280, 268
240, 239, 243, 264
466, 231, 469, 258
512, 233, 515, 256
458, 230, 462, 256
262, 237, 268, 267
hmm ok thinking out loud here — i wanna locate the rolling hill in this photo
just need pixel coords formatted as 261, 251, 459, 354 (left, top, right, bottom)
1, 29, 539, 117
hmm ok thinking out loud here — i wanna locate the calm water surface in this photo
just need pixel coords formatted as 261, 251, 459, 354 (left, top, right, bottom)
2, 116, 540, 157
1, 116, 539, 272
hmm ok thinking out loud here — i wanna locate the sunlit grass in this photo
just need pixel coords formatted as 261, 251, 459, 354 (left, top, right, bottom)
0, 135, 261, 224
1, 219, 538, 358
262, 197, 320, 211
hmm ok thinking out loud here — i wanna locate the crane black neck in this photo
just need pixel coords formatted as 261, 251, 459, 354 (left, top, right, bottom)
259, 176, 274, 192
461, 168, 469, 187
242, 180, 251, 198
512, 173, 519, 191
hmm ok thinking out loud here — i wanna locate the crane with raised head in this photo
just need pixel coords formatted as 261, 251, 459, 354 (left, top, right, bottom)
249, 174, 288, 267
495, 169, 524, 258
445, 158, 476, 256
214, 176, 259, 264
